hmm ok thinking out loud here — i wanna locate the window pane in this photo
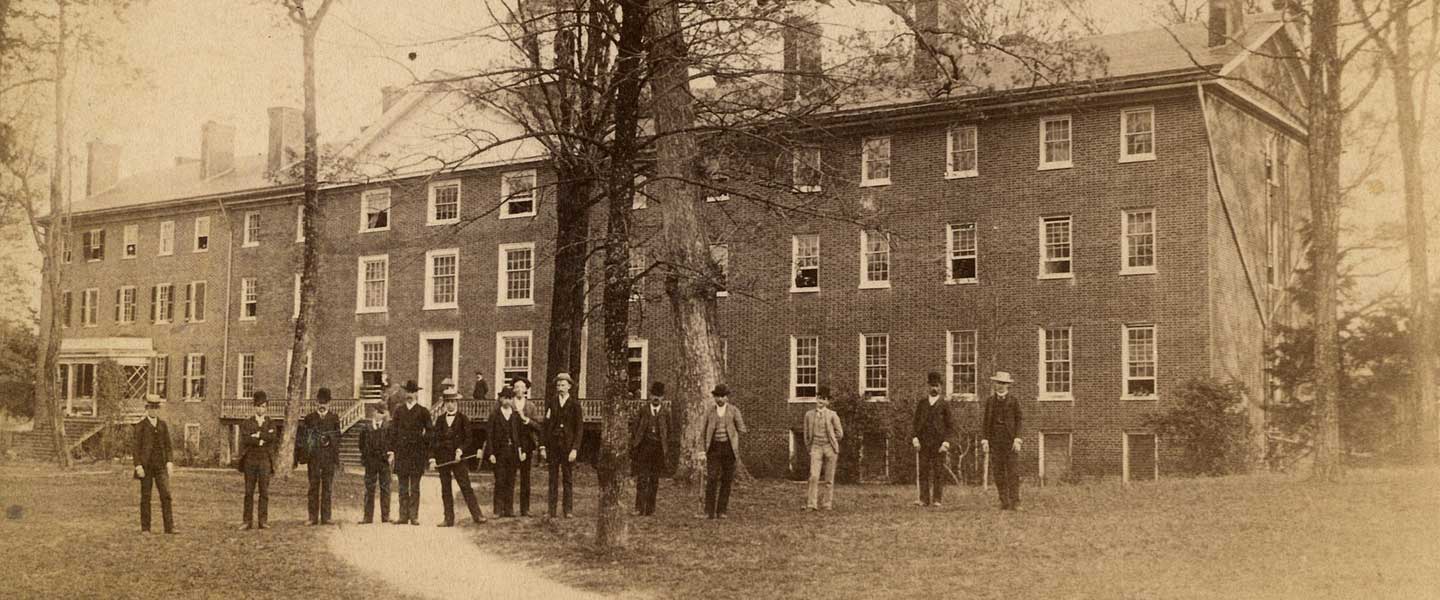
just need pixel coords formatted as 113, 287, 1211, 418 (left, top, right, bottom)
864, 232, 890, 283
506, 248, 533, 301
794, 235, 819, 289
434, 184, 459, 221
432, 253, 457, 304
1043, 328, 1071, 394
1126, 210, 1155, 269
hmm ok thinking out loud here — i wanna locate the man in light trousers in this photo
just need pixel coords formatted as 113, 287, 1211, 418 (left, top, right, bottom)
804, 385, 844, 511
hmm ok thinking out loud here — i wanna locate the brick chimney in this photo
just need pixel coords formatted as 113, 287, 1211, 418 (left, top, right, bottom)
382, 86, 406, 113
781, 14, 823, 102
1208, 0, 1246, 48
912, 0, 940, 81
85, 140, 120, 197
199, 121, 236, 179
267, 106, 303, 174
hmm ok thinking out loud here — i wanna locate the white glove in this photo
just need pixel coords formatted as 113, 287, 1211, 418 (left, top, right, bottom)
981, 439, 990, 452
911, 437, 920, 449
1013, 438, 1022, 452
135, 465, 145, 478
567, 449, 578, 463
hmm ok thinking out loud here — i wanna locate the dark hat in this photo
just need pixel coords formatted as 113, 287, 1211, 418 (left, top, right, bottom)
816, 385, 831, 399
649, 381, 666, 396
927, 371, 944, 386
711, 384, 730, 397
628, 379, 641, 393
509, 376, 531, 388
316, 387, 333, 403
402, 380, 422, 393
498, 387, 516, 399
252, 391, 269, 406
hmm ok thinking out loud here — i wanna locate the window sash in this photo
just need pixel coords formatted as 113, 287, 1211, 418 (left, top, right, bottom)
431, 182, 460, 223
1041, 217, 1073, 275
81, 289, 98, 326
793, 234, 820, 290
792, 148, 822, 192
243, 212, 261, 246
238, 354, 255, 399
1124, 210, 1156, 270
501, 171, 537, 217
861, 137, 891, 183
123, 225, 138, 257
948, 330, 978, 398
118, 287, 136, 323
792, 336, 819, 399
1122, 109, 1155, 158
1042, 328, 1072, 397
241, 278, 258, 319
194, 217, 210, 251
183, 354, 206, 400
1125, 325, 1157, 397
427, 251, 459, 307
947, 126, 978, 175
1042, 117, 1072, 165
158, 221, 174, 255
948, 223, 978, 282
362, 190, 392, 231
149, 355, 169, 399
861, 334, 889, 397
503, 247, 534, 303
360, 341, 386, 372
862, 231, 890, 284
361, 258, 388, 310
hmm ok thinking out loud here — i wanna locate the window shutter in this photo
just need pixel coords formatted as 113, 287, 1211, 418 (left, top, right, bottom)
81, 231, 91, 258
195, 282, 206, 320
150, 287, 157, 322
97, 230, 105, 260
114, 289, 121, 322
183, 284, 192, 321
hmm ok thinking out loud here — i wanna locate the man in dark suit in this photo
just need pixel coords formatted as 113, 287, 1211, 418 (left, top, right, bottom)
430, 391, 486, 526
698, 384, 746, 519
358, 402, 393, 524
540, 372, 582, 518
630, 381, 670, 516
911, 372, 954, 507
511, 377, 541, 517
133, 395, 175, 534
388, 380, 431, 525
483, 388, 524, 517
237, 391, 277, 530
982, 371, 1025, 511
300, 387, 342, 525
472, 371, 489, 401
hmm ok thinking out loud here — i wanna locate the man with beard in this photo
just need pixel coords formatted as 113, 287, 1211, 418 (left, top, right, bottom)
300, 388, 342, 525
388, 380, 431, 525
911, 372, 954, 508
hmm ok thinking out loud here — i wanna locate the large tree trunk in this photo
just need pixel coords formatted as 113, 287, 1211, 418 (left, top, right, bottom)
1306, 0, 1344, 481
646, 0, 728, 485
40, 0, 70, 468
544, 176, 591, 391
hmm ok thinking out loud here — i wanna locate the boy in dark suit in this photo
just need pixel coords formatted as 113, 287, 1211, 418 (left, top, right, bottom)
358, 402, 393, 524
511, 377, 541, 517
133, 395, 176, 534
430, 391, 486, 526
237, 391, 277, 530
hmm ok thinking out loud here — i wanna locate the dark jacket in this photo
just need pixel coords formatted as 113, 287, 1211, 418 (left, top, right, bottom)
542, 395, 583, 453
513, 397, 542, 453
358, 420, 392, 470
298, 410, 342, 468
390, 402, 432, 474
912, 397, 955, 450
133, 418, 171, 468
472, 379, 489, 401
482, 407, 522, 464
430, 411, 473, 463
237, 416, 278, 473
982, 394, 1024, 445
629, 402, 670, 460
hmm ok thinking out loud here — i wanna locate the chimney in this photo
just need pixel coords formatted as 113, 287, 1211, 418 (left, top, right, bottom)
912, 0, 940, 81
85, 141, 120, 197
199, 121, 236, 179
1208, 0, 1246, 48
267, 106, 303, 174
781, 14, 823, 102
381, 86, 406, 113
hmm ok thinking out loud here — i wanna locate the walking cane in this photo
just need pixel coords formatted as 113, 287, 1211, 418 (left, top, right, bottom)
913, 445, 922, 506
434, 452, 481, 468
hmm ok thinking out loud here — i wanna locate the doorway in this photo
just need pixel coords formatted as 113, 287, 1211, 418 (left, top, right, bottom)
418, 332, 459, 408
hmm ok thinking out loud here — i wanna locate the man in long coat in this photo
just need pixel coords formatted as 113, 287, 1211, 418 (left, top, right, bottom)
630, 381, 670, 516
133, 395, 175, 534
237, 391, 277, 529
388, 380, 431, 525
982, 371, 1025, 511
911, 372, 954, 507
300, 388, 342, 525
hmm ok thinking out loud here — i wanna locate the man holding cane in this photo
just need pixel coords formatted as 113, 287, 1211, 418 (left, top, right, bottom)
911, 372, 954, 507
982, 371, 1024, 511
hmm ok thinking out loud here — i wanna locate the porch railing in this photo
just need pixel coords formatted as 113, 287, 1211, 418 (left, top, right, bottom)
219, 398, 363, 420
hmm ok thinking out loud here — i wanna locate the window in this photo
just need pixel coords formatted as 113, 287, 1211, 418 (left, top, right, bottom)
1040, 216, 1073, 278
183, 281, 207, 323
292, 273, 301, 319
152, 284, 174, 323
627, 339, 649, 397
1039, 327, 1072, 400
791, 234, 820, 292
710, 244, 729, 297
860, 334, 889, 400
294, 204, 306, 243
946, 125, 978, 178
1120, 107, 1155, 162
428, 180, 461, 225
360, 189, 391, 232
81, 289, 98, 327
425, 249, 459, 309
123, 225, 138, 258
243, 212, 261, 247
61, 237, 72, 263
860, 136, 891, 186
860, 230, 891, 288
1124, 325, 1157, 398
149, 355, 169, 399
947, 223, 978, 283
115, 286, 136, 324
629, 249, 646, 302
355, 337, 386, 397
1039, 116, 1073, 169
82, 229, 105, 261
288, 349, 314, 399
495, 331, 532, 385
183, 423, 201, 455
497, 243, 535, 306
500, 170, 537, 218
1123, 432, 1159, 483
182, 353, 206, 401
1122, 209, 1156, 274
793, 148, 822, 193
193, 217, 210, 252
238, 353, 256, 399
947, 330, 978, 400
60, 291, 72, 328
632, 175, 648, 210
158, 221, 174, 256
240, 277, 258, 321
355, 255, 388, 313
790, 335, 819, 401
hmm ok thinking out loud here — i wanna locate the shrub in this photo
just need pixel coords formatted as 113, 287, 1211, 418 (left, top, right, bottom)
1146, 378, 1256, 476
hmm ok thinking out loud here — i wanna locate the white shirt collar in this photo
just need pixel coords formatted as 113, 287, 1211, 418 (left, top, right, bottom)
716, 404, 727, 416
148, 416, 158, 426
928, 396, 940, 406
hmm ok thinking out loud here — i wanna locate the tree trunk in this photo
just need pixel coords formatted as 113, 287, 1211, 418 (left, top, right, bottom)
1306, 0, 1344, 481
544, 176, 591, 392
41, 0, 70, 469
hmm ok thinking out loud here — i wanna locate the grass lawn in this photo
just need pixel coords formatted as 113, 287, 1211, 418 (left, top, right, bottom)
468, 466, 1440, 600
0, 463, 424, 600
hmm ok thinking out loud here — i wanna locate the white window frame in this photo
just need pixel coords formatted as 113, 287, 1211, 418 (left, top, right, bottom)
1039, 215, 1074, 280
858, 230, 892, 289
292, 273, 301, 319
947, 223, 978, 284
242, 211, 261, 247
158, 221, 174, 256
81, 288, 98, 327
946, 330, 978, 401
123, 224, 139, 258
1123, 324, 1158, 400
499, 169, 538, 219
355, 254, 389, 314
627, 338, 649, 399
185, 281, 207, 323
1038, 327, 1074, 401
945, 125, 979, 179
237, 353, 256, 400
193, 217, 210, 252
353, 337, 386, 399
155, 284, 174, 324
427, 179, 462, 226
792, 147, 822, 193
1121, 209, 1158, 275
1039, 115, 1073, 170
791, 234, 820, 293
360, 188, 392, 233
117, 286, 137, 325
789, 335, 820, 403
496, 242, 536, 307
294, 204, 306, 243
239, 277, 258, 321
859, 333, 889, 401
424, 248, 461, 310
860, 136, 892, 187
83, 228, 104, 262
1119, 107, 1156, 163
493, 330, 533, 388
149, 355, 170, 399
182, 353, 206, 402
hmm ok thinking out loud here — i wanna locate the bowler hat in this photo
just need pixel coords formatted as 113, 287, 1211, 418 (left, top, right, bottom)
926, 371, 944, 386
711, 384, 730, 397
649, 381, 666, 396
553, 372, 574, 384
990, 371, 1015, 384
316, 387, 333, 403
628, 379, 641, 393
816, 385, 831, 399
252, 391, 268, 406
402, 380, 422, 393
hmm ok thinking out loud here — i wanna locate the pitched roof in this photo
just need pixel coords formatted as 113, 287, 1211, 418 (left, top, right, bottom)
73, 154, 285, 216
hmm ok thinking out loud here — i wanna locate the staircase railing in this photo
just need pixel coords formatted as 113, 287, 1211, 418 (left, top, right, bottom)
338, 398, 367, 432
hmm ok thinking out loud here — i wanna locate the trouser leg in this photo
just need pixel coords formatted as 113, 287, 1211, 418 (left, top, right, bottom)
717, 445, 736, 515
319, 464, 334, 522
820, 447, 837, 509
307, 465, 321, 521
518, 458, 531, 515
807, 447, 823, 509
139, 473, 153, 531
243, 470, 257, 525
256, 472, 270, 525
453, 463, 484, 521
439, 467, 457, 524
155, 470, 174, 532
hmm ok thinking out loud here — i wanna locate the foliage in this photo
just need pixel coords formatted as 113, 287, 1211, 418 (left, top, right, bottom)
0, 317, 37, 418
1145, 378, 1255, 476
827, 391, 918, 485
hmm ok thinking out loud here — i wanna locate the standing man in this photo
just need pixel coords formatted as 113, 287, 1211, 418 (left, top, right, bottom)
698, 384, 746, 519
804, 385, 843, 511
133, 394, 176, 534
358, 402, 392, 524
301, 388, 342, 525
484, 387, 523, 517
237, 391, 277, 530
389, 380, 432, 526
540, 372, 582, 518
382, 373, 407, 414
630, 381, 670, 516
430, 391, 486, 526
511, 377, 541, 517
472, 371, 489, 401
911, 372, 954, 508
982, 371, 1024, 511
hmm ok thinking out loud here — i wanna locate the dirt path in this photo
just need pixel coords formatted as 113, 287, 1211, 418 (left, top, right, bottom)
325, 474, 616, 600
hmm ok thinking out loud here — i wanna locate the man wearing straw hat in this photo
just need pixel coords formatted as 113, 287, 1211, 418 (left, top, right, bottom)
541, 372, 583, 518
429, 389, 486, 526
982, 371, 1024, 511
911, 372, 954, 507
133, 394, 176, 534
237, 391, 278, 530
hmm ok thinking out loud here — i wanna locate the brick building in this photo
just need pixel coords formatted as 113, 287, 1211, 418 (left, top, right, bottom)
40, 4, 1307, 480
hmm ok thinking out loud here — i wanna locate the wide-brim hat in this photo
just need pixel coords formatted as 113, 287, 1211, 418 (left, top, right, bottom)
711, 384, 730, 397
252, 391, 268, 406
440, 377, 455, 389
144, 393, 164, 408
990, 371, 1015, 384
402, 380, 422, 392
926, 371, 944, 386
553, 372, 574, 384
316, 387, 333, 403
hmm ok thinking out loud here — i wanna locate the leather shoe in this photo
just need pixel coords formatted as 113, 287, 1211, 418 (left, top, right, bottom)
241, 524, 253, 531
358, 519, 373, 525
437, 522, 454, 528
